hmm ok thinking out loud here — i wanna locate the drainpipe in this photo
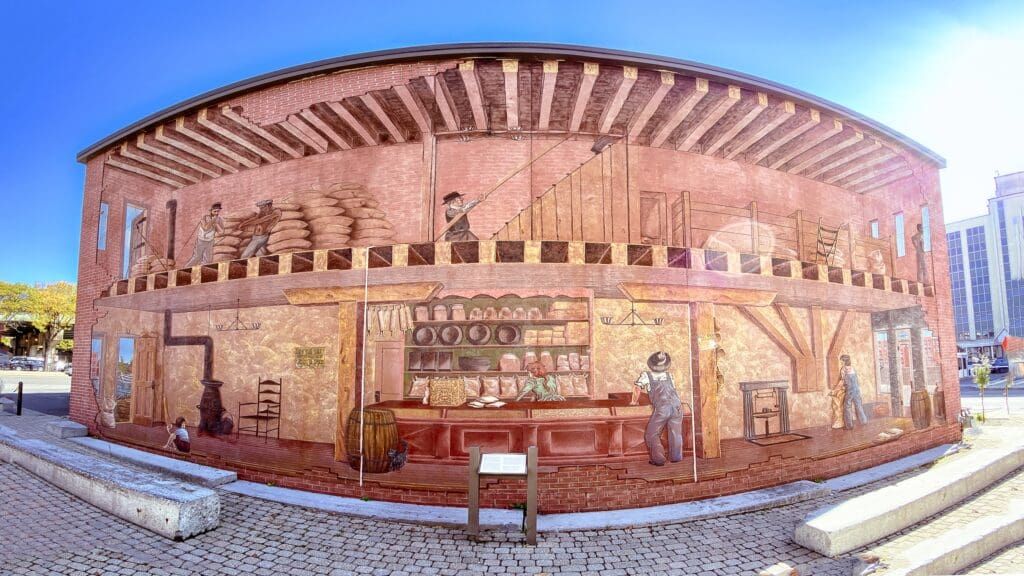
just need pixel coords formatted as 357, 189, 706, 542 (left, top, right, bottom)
165, 200, 178, 260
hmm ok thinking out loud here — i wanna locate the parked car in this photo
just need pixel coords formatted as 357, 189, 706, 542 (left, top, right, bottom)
9, 356, 44, 371
992, 356, 1009, 374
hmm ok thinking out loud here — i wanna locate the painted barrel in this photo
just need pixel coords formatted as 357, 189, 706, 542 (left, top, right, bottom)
933, 389, 946, 421
911, 389, 932, 430
345, 408, 399, 473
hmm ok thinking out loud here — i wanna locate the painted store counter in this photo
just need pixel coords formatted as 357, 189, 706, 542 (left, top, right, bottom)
367, 395, 694, 465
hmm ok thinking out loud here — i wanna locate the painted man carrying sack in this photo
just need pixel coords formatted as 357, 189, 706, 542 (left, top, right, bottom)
630, 351, 684, 466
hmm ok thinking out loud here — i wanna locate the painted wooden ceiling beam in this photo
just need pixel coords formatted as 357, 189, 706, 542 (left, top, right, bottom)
702, 91, 768, 156
723, 100, 795, 160
393, 84, 431, 135
300, 109, 351, 150
767, 118, 843, 170
627, 71, 674, 141
501, 59, 520, 130
326, 101, 376, 146
569, 62, 599, 133
678, 84, 741, 152
136, 133, 220, 178
280, 114, 328, 153
788, 128, 864, 175
360, 93, 405, 143
598, 65, 637, 134
851, 167, 915, 193
748, 108, 820, 164
175, 117, 258, 168
458, 60, 488, 131
823, 150, 897, 184
106, 156, 185, 188
426, 75, 460, 132
651, 77, 709, 148
219, 106, 302, 159
537, 60, 559, 131
155, 124, 238, 174
804, 139, 880, 179
198, 108, 279, 164
119, 142, 199, 184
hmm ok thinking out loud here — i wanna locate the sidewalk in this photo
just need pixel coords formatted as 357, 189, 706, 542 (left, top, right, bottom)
0, 409, 1018, 575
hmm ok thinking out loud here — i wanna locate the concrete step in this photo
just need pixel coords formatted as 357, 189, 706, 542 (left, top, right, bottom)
878, 499, 1024, 575
69, 436, 237, 488
794, 440, 1024, 557
0, 425, 219, 540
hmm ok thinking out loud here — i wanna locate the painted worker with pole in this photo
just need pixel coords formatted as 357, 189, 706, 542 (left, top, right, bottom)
442, 192, 482, 241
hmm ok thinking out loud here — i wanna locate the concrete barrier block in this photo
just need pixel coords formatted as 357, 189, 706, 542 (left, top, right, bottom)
70, 436, 237, 487
45, 420, 88, 438
0, 429, 218, 540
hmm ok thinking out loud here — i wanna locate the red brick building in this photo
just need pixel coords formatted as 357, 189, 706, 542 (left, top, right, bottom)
73, 43, 957, 512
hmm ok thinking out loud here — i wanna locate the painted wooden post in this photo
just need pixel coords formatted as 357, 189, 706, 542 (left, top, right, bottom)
690, 302, 720, 458
749, 201, 759, 254
681, 191, 692, 247
793, 210, 805, 261
467, 446, 481, 539
526, 445, 538, 545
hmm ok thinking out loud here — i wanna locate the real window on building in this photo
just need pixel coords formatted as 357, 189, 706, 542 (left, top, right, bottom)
870, 220, 879, 239
894, 212, 906, 257
97, 202, 109, 251
921, 206, 931, 251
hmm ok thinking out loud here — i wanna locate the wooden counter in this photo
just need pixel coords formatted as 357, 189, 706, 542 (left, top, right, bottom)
368, 397, 694, 464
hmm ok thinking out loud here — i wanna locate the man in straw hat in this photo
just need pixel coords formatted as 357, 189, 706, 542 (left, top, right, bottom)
442, 191, 481, 241
630, 351, 684, 466
184, 202, 224, 267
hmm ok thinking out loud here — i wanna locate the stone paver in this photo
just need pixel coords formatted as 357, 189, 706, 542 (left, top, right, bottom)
0, 410, 1016, 575
963, 541, 1024, 574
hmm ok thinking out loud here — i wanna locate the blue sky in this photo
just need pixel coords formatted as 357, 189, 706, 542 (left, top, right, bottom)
0, 0, 1021, 284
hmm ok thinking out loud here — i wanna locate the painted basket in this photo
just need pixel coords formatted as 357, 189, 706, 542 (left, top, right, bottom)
429, 377, 467, 407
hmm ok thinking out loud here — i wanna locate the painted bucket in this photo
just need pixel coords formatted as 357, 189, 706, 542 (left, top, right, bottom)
910, 389, 932, 430
345, 408, 399, 473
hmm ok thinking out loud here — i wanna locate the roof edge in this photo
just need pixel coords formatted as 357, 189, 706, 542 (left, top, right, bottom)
77, 42, 946, 168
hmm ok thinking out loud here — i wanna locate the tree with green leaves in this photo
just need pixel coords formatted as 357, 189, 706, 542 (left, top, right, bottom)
974, 355, 992, 421
0, 280, 76, 369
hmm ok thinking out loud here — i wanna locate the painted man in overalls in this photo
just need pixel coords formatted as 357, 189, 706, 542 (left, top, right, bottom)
839, 354, 869, 429
630, 351, 684, 466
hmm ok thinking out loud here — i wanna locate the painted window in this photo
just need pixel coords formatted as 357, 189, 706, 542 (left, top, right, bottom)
894, 212, 906, 257
873, 331, 890, 395
921, 206, 931, 251
115, 337, 135, 423
97, 202, 109, 251
122, 204, 146, 278
869, 220, 879, 239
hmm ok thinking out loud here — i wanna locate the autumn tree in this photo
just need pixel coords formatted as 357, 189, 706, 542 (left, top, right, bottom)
0, 281, 76, 369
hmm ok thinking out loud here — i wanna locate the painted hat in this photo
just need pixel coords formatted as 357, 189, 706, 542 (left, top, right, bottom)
442, 192, 464, 204
647, 351, 671, 372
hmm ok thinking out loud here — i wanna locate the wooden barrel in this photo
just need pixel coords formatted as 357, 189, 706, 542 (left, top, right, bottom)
345, 408, 399, 473
933, 389, 946, 421
911, 389, 932, 429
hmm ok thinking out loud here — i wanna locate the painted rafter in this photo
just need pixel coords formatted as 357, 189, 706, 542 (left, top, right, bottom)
723, 100, 795, 160
787, 127, 864, 175
360, 93, 405, 143
702, 91, 768, 156
155, 124, 238, 174
598, 66, 637, 134
300, 108, 351, 150
219, 106, 302, 159
804, 139, 881, 179
426, 74, 459, 132
677, 85, 741, 152
280, 114, 328, 153
106, 155, 185, 188
823, 149, 898, 184
501, 59, 520, 130
836, 157, 907, 188
326, 101, 376, 146
198, 108, 279, 164
136, 133, 220, 178
393, 84, 431, 134
537, 61, 559, 131
767, 118, 844, 170
651, 77, 709, 148
748, 109, 821, 164
175, 117, 258, 168
458, 60, 488, 131
118, 142, 199, 184
627, 71, 674, 141
850, 167, 915, 194
569, 62, 600, 133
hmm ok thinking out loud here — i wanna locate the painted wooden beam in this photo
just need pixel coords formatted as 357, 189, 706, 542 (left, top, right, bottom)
175, 117, 258, 168
119, 142, 199, 184
569, 62, 600, 132
850, 167, 915, 194
537, 60, 559, 131
739, 306, 803, 361
788, 128, 864, 175
284, 282, 442, 305
426, 75, 459, 132
678, 84, 741, 152
767, 118, 844, 170
458, 60, 488, 131
219, 106, 302, 159
618, 283, 776, 307
749, 108, 820, 164
393, 84, 431, 134
840, 159, 908, 189
724, 100, 795, 160
137, 133, 220, 178
280, 114, 328, 153
826, 310, 854, 391
703, 91, 768, 156
326, 101, 376, 146
197, 108, 279, 164
627, 71, 674, 141
651, 77, 709, 148
598, 66, 637, 134
776, 304, 812, 356
360, 93, 406, 143
300, 108, 351, 150
691, 301, 721, 459
501, 59, 520, 129
823, 149, 898, 185
805, 139, 881, 179
106, 156, 185, 188
155, 124, 238, 174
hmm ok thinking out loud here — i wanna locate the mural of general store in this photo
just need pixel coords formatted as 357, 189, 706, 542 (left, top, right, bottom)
73, 44, 960, 512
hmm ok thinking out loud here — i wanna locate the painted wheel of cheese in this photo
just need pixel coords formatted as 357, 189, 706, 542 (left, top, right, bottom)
352, 218, 393, 230
307, 215, 354, 228
271, 219, 308, 232
268, 228, 311, 243
303, 206, 347, 219
267, 238, 313, 253
301, 197, 339, 209
345, 207, 386, 219
280, 210, 304, 220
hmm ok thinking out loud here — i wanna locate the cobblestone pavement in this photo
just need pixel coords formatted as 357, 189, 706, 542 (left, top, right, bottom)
964, 541, 1024, 574
1, 412, 1020, 575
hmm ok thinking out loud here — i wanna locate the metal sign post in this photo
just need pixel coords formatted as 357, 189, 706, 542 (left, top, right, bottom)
468, 446, 538, 545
